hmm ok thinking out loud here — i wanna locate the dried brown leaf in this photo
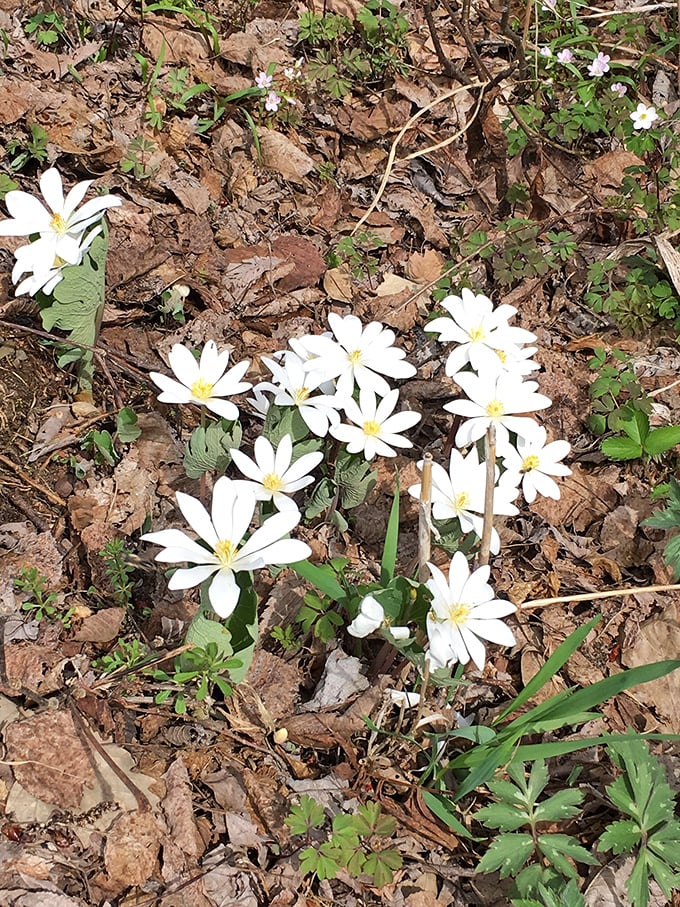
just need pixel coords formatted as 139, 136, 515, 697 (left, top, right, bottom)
104, 809, 163, 888
258, 128, 315, 183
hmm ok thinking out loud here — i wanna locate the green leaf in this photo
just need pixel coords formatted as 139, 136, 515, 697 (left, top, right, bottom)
532, 788, 584, 823
363, 848, 403, 887
299, 845, 339, 880
421, 791, 474, 838
475, 802, 530, 833
116, 406, 142, 443
600, 436, 643, 460
599, 819, 642, 854
291, 559, 345, 601
381, 479, 400, 585
305, 477, 335, 519
621, 410, 649, 444
335, 451, 377, 509
183, 419, 242, 479
476, 833, 535, 877
537, 834, 599, 876
644, 426, 680, 456
626, 847, 651, 907
285, 795, 326, 835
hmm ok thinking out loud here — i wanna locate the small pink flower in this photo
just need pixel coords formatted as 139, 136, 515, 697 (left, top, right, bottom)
265, 91, 281, 112
587, 52, 610, 77
610, 82, 627, 97
541, 0, 557, 9
556, 48, 574, 64
255, 71, 273, 89
539, 46, 552, 58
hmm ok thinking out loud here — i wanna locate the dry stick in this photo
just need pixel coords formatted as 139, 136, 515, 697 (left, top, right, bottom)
478, 425, 496, 568
520, 582, 680, 610
351, 82, 488, 236
418, 452, 434, 583
0, 453, 66, 507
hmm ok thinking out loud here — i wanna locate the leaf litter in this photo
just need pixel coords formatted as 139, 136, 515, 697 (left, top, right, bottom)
0, 0, 679, 904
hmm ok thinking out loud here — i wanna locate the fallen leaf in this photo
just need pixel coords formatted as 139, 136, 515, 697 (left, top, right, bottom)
104, 809, 163, 889
323, 265, 354, 302
258, 128, 315, 183
406, 249, 446, 283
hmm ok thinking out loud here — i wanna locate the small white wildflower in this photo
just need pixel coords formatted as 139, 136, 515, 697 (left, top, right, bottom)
630, 103, 659, 130
255, 71, 273, 89
587, 52, 610, 77
265, 91, 281, 112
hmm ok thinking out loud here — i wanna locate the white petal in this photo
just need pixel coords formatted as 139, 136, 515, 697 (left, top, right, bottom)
168, 344, 199, 386
168, 564, 218, 589
208, 569, 241, 618
176, 491, 218, 547
39, 168, 64, 213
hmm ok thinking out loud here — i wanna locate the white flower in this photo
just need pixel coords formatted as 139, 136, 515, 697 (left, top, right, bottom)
610, 82, 627, 97
587, 52, 610, 77
300, 313, 417, 398
0, 168, 121, 271
11, 223, 103, 296
490, 343, 540, 377
265, 91, 280, 112
425, 553, 516, 672
409, 447, 519, 555
255, 71, 273, 89
501, 427, 571, 503
141, 477, 311, 619
262, 351, 341, 438
444, 372, 551, 454
556, 48, 574, 64
347, 595, 385, 637
247, 384, 272, 419
149, 341, 251, 420
229, 433, 323, 512
330, 387, 421, 460
387, 689, 421, 708
426, 289, 536, 378
630, 103, 659, 130
539, 46, 552, 57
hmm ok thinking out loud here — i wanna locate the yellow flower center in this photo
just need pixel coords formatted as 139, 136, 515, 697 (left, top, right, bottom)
191, 378, 214, 401
363, 420, 381, 436
49, 213, 67, 234
454, 491, 470, 511
293, 386, 310, 404
469, 326, 486, 343
495, 349, 507, 363
263, 472, 283, 492
485, 399, 505, 418
213, 539, 237, 567
522, 454, 540, 472
447, 602, 471, 626
348, 349, 363, 365
53, 255, 67, 268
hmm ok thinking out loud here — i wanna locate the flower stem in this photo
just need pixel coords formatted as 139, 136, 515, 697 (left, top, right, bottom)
418, 452, 433, 583
478, 424, 496, 567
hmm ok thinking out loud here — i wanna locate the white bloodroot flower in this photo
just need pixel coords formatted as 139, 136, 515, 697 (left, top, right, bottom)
425, 289, 536, 378
229, 433, 323, 512
630, 103, 659, 130
445, 372, 551, 453
425, 552, 516, 672
261, 351, 341, 438
0, 167, 121, 272
141, 477, 311, 619
347, 595, 385, 637
149, 341, 251, 421
501, 426, 571, 503
299, 313, 417, 398
408, 447, 519, 555
330, 387, 421, 460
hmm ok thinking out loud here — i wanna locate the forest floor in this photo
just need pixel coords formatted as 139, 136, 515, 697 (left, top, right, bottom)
1, 0, 680, 905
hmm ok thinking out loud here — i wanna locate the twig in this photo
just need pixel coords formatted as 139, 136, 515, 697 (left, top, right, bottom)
423, 1, 472, 83
0, 453, 66, 507
520, 582, 680, 610
478, 425, 496, 567
418, 452, 434, 583
351, 82, 488, 235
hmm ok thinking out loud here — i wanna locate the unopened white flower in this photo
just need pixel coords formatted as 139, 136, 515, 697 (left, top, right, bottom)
409, 447, 519, 555
150, 341, 251, 420
501, 427, 571, 503
426, 553, 516, 672
347, 595, 385, 637
0, 168, 121, 271
387, 689, 421, 708
426, 289, 536, 378
230, 433, 322, 512
247, 384, 272, 419
630, 103, 659, 130
300, 313, 417, 398
331, 388, 421, 460
539, 46, 552, 57
141, 477, 311, 619
445, 372, 551, 453
262, 351, 340, 437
